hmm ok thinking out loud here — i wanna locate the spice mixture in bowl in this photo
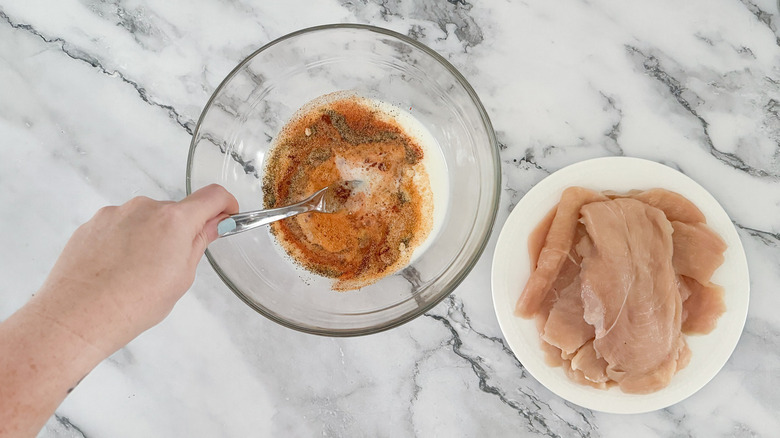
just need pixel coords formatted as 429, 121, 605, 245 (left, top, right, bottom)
262, 93, 436, 291
187, 24, 499, 336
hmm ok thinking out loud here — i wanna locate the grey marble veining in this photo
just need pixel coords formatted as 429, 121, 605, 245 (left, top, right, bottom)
1, 0, 779, 436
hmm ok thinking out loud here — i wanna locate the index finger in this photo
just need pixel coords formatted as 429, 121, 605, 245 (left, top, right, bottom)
178, 184, 239, 224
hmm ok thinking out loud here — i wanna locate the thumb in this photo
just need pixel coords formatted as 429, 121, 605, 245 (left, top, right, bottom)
195, 212, 233, 254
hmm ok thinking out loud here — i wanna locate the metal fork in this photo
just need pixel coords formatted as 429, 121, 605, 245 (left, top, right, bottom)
217, 180, 363, 238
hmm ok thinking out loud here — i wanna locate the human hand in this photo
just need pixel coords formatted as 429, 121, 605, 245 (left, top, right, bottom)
0, 184, 238, 437
31, 184, 238, 355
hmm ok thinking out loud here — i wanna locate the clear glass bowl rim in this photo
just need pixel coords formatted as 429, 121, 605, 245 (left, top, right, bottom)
186, 23, 501, 337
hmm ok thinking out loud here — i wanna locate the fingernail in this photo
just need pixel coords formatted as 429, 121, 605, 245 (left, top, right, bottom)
218, 218, 237, 236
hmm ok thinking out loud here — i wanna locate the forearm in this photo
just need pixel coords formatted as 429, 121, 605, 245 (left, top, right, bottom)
0, 293, 109, 437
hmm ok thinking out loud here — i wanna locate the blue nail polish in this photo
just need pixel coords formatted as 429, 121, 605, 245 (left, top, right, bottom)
218, 218, 237, 236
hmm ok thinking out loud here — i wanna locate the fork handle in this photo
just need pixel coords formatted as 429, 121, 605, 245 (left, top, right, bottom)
218, 202, 315, 238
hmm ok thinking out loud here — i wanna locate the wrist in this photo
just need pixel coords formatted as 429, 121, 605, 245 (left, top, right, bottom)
0, 301, 106, 436
32, 278, 134, 358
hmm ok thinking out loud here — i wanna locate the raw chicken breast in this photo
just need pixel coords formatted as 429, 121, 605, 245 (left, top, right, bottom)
539, 232, 596, 356
605, 337, 690, 394
533, 232, 584, 331
540, 338, 566, 367
534, 234, 584, 364
579, 199, 685, 394
678, 275, 726, 334
515, 187, 607, 318
541, 274, 594, 355
671, 221, 727, 285
516, 186, 727, 394
628, 188, 706, 224
528, 206, 557, 270
568, 340, 610, 389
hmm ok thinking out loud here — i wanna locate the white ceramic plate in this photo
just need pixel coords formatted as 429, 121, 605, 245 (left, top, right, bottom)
491, 157, 750, 414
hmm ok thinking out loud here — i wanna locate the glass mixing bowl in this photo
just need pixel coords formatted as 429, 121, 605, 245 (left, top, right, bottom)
187, 24, 499, 336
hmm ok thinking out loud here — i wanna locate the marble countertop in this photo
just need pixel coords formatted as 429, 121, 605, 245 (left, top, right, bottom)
2, 0, 779, 436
